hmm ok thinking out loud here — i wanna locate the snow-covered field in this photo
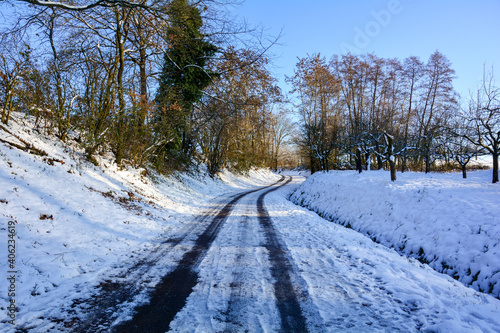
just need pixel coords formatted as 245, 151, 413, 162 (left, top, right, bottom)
289, 169, 500, 298
0, 113, 280, 330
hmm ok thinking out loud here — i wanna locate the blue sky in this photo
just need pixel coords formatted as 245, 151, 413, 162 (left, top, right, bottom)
233, 0, 500, 101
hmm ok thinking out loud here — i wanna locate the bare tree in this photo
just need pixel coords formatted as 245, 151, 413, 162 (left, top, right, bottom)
197, 48, 281, 175
416, 51, 457, 173
399, 56, 424, 172
443, 127, 482, 179
462, 69, 500, 183
333, 53, 369, 173
0, 37, 34, 125
269, 108, 294, 170
289, 53, 342, 173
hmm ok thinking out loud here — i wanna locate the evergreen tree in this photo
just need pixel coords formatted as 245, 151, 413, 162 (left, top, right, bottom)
154, 0, 217, 170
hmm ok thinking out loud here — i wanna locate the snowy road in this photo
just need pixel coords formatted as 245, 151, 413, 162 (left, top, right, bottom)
73, 175, 499, 332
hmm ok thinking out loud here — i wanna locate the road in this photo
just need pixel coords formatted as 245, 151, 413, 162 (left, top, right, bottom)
69, 175, 499, 332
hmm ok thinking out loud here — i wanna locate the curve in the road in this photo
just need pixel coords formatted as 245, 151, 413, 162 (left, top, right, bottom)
113, 176, 286, 333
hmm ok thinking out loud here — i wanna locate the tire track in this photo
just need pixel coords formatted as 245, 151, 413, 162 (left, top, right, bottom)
256, 176, 310, 333
221, 214, 251, 330
67, 200, 225, 332
222, 201, 257, 331
112, 176, 285, 333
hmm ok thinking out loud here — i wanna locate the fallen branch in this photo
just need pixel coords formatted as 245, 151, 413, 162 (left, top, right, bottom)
0, 123, 49, 157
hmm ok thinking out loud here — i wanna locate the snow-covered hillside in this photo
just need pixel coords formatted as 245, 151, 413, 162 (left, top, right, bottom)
0, 112, 280, 330
289, 170, 500, 298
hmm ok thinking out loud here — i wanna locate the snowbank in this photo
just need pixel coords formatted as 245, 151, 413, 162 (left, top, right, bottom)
289, 170, 500, 298
0, 112, 280, 330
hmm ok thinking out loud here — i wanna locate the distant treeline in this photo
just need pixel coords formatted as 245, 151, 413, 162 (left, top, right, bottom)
288, 52, 499, 182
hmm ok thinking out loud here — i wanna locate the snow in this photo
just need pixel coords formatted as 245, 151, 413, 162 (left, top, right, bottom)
168, 192, 282, 332
167, 176, 500, 332
289, 169, 500, 298
0, 113, 280, 331
1, 112, 500, 332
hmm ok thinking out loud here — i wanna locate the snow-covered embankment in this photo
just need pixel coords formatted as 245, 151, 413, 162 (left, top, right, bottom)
0, 112, 280, 329
289, 170, 500, 298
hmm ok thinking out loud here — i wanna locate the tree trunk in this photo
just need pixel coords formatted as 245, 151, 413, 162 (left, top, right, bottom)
462, 164, 467, 179
310, 153, 316, 174
493, 153, 499, 183
385, 133, 396, 181
424, 150, 431, 173
138, 45, 148, 128
389, 157, 397, 181
356, 149, 362, 173
2, 91, 14, 125
48, 15, 68, 141
114, 9, 130, 167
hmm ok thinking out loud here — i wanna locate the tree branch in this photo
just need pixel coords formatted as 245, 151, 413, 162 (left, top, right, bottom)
17, 0, 150, 11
